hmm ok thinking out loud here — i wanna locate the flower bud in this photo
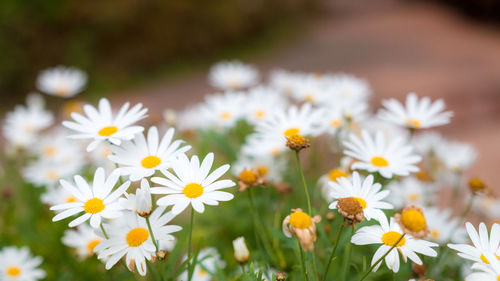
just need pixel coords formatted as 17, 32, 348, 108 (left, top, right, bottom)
232, 237, 250, 264
120, 179, 153, 217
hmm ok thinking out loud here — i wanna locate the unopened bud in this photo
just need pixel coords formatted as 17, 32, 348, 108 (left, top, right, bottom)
469, 177, 488, 195
232, 237, 250, 264
275, 272, 287, 280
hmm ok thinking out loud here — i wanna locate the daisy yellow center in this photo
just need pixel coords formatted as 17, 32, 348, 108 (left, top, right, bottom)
126, 227, 149, 247
44, 146, 56, 156
371, 156, 389, 167
353, 197, 367, 209
6, 266, 21, 277
46, 170, 59, 180
305, 94, 315, 102
239, 170, 257, 184
497, 275, 500, 281
141, 156, 161, 169
183, 183, 203, 199
257, 165, 269, 176
98, 126, 118, 136
406, 118, 421, 128
271, 148, 281, 156
431, 230, 440, 239
409, 193, 420, 202
289, 211, 312, 229
87, 239, 101, 253
331, 119, 341, 127
55, 88, 70, 96
284, 128, 300, 138
400, 209, 427, 233
328, 169, 347, 182
199, 269, 208, 276
220, 112, 232, 120
381, 231, 406, 247
66, 196, 77, 203
254, 110, 266, 119
480, 254, 500, 264
84, 198, 105, 214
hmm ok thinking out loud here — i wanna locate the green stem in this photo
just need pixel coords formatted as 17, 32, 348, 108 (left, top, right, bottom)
187, 207, 195, 281
311, 251, 319, 281
100, 224, 109, 239
298, 239, 310, 281
322, 222, 345, 281
295, 151, 312, 215
358, 233, 406, 281
341, 226, 354, 280
460, 194, 475, 223
146, 216, 159, 253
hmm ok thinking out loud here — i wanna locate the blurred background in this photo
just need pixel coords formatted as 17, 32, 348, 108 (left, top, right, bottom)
1, 0, 499, 184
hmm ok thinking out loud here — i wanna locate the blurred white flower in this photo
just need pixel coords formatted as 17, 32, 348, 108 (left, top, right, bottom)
62, 223, 103, 259
109, 126, 190, 181
242, 87, 288, 126
23, 159, 81, 188
320, 74, 371, 106
378, 92, 453, 129
0, 246, 46, 281
232, 154, 285, 183
344, 130, 421, 178
2, 93, 53, 147
425, 207, 467, 244
436, 140, 477, 172
62, 98, 147, 151
199, 92, 246, 130
386, 177, 434, 209
36, 66, 87, 97
151, 153, 235, 215
177, 248, 225, 281
209, 61, 258, 90
474, 195, 500, 220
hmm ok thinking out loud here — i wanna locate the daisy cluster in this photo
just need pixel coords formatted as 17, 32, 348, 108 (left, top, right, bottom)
0, 61, 494, 281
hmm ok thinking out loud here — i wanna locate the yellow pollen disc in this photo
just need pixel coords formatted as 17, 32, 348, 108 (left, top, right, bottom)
371, 156, 389, 167
66, 196, 77, 203
6, 266, 21, 277
431, 230, 440, 239
84, 198, 105, 214
406, 119, 421, 128
199, 269, 208, 276
497, 275, 500, 281
284, 128, 300, 138
256, 165, 269, 176
98, 126, 118, 136
220, 112, 232, 120
353, 197, 367, 209
126, 227, 149, 247
401, 209, 427, 233
55, 88, 70, 96
289, 211, 312, 229
87, 239, 101, 253
254, 110, 266, 119
141, 155, 162, 169
328, 169, 347, 183
409, 193, 420, 202
183, 183, 203, 199
46, 170, 59, 180
330, 119, 341, 127
271, 148, 280, 156
381, 231, 406, 247
44, 146, 56, 156
305, 94, 315, 102
239, 169, 257, 184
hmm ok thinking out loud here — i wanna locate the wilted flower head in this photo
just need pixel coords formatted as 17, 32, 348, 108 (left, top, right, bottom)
395, 205, 429, 239
282, 208, 321, 251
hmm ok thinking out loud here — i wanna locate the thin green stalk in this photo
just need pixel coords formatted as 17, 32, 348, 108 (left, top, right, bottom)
358, 233, 406, 281
311, 250, 319, 281
146, 216, 159, 252
322, 222, 345, 281
341, 226, 354, 280
298, 239, 310, 281
460, 194, 475, 223
100, 224, 109, 239
449, 172, 462, 209
187, 207, 195, 281
294, 151, 312, 215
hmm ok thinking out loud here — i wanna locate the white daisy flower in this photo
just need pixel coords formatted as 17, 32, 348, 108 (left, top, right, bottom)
177, 248, 225, 281
151, 153, 235, 215
378, 92, 453, 129
147, 206, 181, 252
109, 126, 191, 181
2, 94, 53, 147
318, 159, 351, 201
209, 61, 258, 90
232, 154, 286, 183
254, 103, 326, 151
436, 140, 477, 172
62, 223, 103, 259
199, 92, 246, 130
0, 246, 46, 281
425, 207, 467, 244
241, 133, 287, 158
322, 106, 344, 136
465, 254, 500, 281
269, 69, 302, 96
351, 215, 438, 273
328, 172, 393, 222
243, 87, 288, 126
119, 179, 153, 217
95, 209, 181, 276
290, 75, 326, 104
411, 132, 446, 155
474, 195, 500, 220
320, 74, 371, 106
361, 118, 408, 141
87, 142, 115, 171
50, 167, 130, 228
23, 159, 82, 188
41, 186, 79, 207
386, 177, 434, 209
36, 66, 87, 97
448, 222, 500, 264
62, 98, 148, 152
343, 130, 421, 178
28, 128, 83, 164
